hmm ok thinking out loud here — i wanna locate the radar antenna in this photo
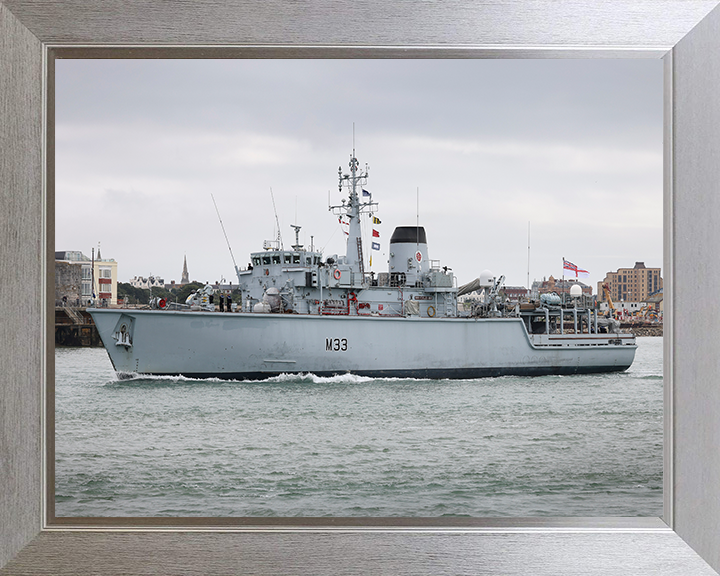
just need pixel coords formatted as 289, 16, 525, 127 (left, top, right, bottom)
290, 224, 303, 251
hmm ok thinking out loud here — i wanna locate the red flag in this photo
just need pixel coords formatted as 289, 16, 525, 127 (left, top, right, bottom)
372, 229, 380, 237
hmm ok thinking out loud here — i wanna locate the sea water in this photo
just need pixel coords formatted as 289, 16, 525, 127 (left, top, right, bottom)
55, 337, 662, 517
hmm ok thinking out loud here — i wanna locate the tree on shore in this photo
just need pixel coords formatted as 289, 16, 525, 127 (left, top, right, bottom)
117, 282, 174, 305
117, 281, 238, 306
117, 282, 150, 305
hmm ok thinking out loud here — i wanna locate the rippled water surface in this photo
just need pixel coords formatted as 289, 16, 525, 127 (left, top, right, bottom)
55, 337, 662, 517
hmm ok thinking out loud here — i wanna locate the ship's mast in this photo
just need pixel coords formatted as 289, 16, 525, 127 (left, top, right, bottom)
290, 224, 303, 251
345, 153, 362, 270
330, 150, 377, 277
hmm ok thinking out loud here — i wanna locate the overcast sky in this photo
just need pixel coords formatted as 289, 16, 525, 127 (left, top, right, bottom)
56, 59, 663, 291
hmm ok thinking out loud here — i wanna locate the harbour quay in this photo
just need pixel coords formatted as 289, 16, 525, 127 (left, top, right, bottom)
624, 323, 663, 337
55, 306, 101, 347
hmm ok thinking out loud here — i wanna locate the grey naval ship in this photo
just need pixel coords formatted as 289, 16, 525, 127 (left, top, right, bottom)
90, 153, 637, 380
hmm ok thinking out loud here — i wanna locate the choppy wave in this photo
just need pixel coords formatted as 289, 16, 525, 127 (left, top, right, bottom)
111, 370, 443, 386
264, 372, 376, 384
113, 372, 240, 384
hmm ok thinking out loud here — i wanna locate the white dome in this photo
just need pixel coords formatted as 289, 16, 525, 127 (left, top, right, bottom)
479, 269, 494, 287
570, 284, 582, 297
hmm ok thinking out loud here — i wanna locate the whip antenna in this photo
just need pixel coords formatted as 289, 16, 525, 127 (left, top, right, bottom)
527, 221, 530, 297
270, 187, 284, 249
416, 187, 420, 250
211, 193, 239, 276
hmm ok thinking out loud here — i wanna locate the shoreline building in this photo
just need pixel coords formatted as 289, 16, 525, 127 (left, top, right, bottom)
55, 250, 118, 306
165, 256, 192, 291
530, 276, 592, 299
130, 275, 165, 290
54, 255, 82, 306
181, 255, 189, 284
502, 286, 530, 302
597, 262, 662, 304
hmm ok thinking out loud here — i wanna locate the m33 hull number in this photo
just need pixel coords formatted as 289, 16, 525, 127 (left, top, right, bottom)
326, 338, 348, 351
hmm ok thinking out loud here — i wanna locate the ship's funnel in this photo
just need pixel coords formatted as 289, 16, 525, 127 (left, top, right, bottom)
389, 226, 428, 286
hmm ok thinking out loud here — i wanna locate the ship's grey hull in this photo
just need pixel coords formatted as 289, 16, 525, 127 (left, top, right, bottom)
90, 309, 637, 380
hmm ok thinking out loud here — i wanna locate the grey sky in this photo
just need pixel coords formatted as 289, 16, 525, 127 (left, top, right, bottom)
56, 59, 663, 291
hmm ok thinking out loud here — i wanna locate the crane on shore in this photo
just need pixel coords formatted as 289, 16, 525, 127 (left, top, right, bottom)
602, 283, 617, 319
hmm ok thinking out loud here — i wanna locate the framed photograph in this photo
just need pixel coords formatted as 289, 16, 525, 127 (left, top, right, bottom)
51, 57, 664, 521
2, 1, 720, 574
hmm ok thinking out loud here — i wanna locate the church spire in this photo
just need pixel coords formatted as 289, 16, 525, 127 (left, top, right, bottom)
181, 255, 189, 284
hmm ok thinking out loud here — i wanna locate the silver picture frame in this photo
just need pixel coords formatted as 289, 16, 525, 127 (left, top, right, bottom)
2, 1, 720, 574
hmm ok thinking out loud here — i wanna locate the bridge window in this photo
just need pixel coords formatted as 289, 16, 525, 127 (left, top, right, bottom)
272, 254, 281, 265
284, 253, 292, 264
